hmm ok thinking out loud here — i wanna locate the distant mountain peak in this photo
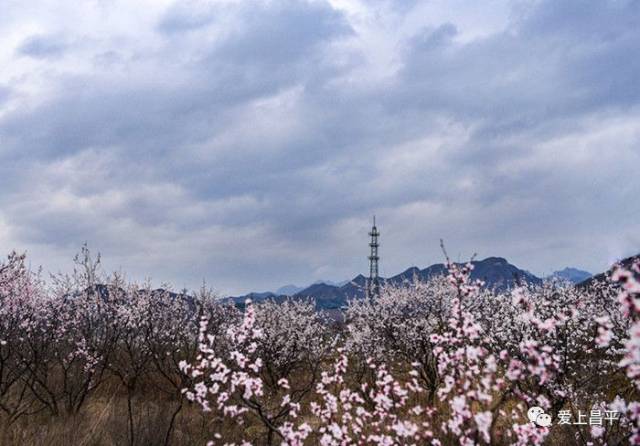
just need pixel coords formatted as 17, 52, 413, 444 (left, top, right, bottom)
275, 284, 303, 296
556, 267, 590, 275
547, 267, 592, 284
401, 266, 421, 274
312, 279, 349, 287
480, 257, 508, 265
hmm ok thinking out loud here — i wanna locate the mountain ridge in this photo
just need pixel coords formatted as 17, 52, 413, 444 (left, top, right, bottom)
227, 256, 546, 310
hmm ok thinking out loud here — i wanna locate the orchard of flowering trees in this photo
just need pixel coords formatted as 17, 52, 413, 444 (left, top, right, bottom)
1, 247, 640, 445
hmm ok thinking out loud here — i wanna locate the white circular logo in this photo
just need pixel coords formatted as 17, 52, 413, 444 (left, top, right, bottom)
527, 406, 552, 427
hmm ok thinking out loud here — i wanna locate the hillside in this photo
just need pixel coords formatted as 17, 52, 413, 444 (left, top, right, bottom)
578, 254, 640, 288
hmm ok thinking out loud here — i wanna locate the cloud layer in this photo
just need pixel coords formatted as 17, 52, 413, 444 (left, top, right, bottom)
1, 0, 639, 294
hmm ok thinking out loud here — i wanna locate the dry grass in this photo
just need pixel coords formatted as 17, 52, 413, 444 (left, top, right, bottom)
0, 364, 632, 446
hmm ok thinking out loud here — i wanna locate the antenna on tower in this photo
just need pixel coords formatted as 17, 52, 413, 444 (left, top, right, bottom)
367, 215, 380, 299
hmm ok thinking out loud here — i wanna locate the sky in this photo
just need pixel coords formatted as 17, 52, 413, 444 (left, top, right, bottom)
0, 0, 639, 295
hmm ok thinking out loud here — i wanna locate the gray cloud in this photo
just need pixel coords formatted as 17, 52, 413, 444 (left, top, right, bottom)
0, 0, 638, 294
17, 34, 69, 58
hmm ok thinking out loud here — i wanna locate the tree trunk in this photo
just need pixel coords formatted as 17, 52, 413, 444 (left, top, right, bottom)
127, 388, 135, 446
163, 400, 183, 446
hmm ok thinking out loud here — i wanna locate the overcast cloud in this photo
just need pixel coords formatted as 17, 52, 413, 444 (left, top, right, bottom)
1, 0, 639, 294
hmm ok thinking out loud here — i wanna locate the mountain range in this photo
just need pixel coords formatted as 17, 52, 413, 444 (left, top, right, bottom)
228, 257, 593, 310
